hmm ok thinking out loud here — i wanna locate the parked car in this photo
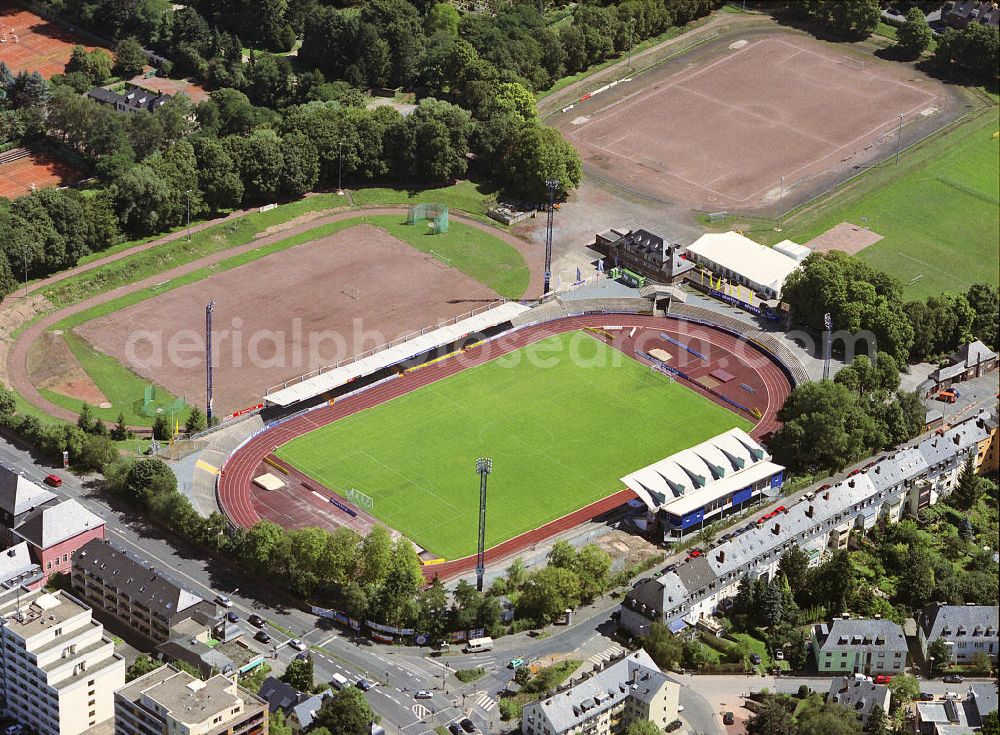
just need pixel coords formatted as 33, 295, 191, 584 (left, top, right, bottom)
774, 505, 786, 514
248, 614, 266, 628
214, 595, 233, 608
448, 724, 464, 735
459, 718, 477, 733
508, 658, 525, 669
722, 712, 735, 725
819, 484, 832, 491
874, 674, 892, 684
774, 649, 784, 660
254, 630, 271, 644
919, 692, 935, 701
943, 674, 964, 684
749, 653, 761, 665
226, 611, 240, 623
667, 719, 684, 731
414, 691, 433, 699
356, 678, 373, 691
686, 549, 703, 560
288, 639, 307, 651
43, 474, 62, 487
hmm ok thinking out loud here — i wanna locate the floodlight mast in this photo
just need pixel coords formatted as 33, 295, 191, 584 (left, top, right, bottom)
544, 179, 559, 295
475, 457, 493, 592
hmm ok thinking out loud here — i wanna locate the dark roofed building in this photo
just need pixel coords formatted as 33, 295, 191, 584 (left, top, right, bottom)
598, 228, 695, 285
0, 465, 57, 533
71, 538, 216, 644
828, 676, 891, 726
812, 618, 908, 675
14, 497, 105, 578
87, 83, 171, 114
917, 603, 999, 665
931, 340, 999, 389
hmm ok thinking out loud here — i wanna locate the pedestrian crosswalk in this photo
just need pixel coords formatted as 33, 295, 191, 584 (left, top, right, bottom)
586, 641, 627, 670
473, 691, 497, 712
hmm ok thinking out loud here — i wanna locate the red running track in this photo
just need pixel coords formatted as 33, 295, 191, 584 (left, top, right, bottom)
217, 314, 794, 579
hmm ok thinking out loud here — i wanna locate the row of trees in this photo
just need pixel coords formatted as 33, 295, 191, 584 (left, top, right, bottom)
783, 253, 997, 366
770, 353, 924, 474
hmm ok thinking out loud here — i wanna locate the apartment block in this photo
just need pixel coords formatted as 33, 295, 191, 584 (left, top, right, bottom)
521, 649, 679, 735
0, 586, 126, 735
917, 603, 999, 665
812, 618, 908, 676
114, 664, 268, 735
72, 538, 216, 644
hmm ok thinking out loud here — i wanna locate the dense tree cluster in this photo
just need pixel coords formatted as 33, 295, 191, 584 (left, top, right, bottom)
769, 354, 924, 474
895, 7, 933, 58
904, 283, 999, 361
933, 21, 1000, 82
798, 0, 881, 38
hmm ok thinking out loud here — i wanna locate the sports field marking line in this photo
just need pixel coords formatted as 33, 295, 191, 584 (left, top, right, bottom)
894, 251, 966, 285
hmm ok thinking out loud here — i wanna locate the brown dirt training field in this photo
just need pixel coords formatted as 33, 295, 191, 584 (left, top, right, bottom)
562, 33, 946, 211
76, 225, 502, 414
0, 6, 103, 77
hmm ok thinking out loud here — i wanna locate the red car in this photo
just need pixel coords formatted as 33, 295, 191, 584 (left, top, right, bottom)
774, 505, 786, 514
849, 469, 861, 476
874, 675, 892, 684
819, 484, 832, 491
43, 474, 62, 487
686, 549, 703, 560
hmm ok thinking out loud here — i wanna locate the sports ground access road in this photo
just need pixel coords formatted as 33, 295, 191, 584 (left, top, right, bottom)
218, 313, 793, 579
5, 205, 542, 427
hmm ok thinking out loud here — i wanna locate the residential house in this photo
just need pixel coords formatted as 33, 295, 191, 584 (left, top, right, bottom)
812, 618, 908, 676
15, 498, 105, 577
0, 465, 57, 536
915, 683, 998, 735
521, 649, 679, 735
828, 675, 891, 726
0, 541, 44, 590
916, 603, 999, 665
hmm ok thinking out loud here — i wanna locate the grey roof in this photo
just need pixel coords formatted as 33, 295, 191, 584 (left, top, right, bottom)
157, 636, 234, 674
0, 466, 57, 517
969, 683, 998, 722
918, 603, 999, 640
828, 676, 890, 722
14, 498, 104, 549
524, 649, 669, 732
74, 538, 204, 618
0, 542, 41, 586
292, 689, 333, 729
259, 676, 300, 713
954, 340, 998, 368
816, 618, 908, 654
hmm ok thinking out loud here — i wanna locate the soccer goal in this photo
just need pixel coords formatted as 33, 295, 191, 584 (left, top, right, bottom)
341, 284, 360, 301
429, 249, 451, 267
346, 488, 374, 511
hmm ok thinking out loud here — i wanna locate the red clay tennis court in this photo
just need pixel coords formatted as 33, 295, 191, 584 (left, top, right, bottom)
0, 7, 103, 78
0, 147, 83, 199
565, 34, 944, 210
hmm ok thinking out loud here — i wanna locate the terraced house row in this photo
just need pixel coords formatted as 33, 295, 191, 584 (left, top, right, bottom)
620, 411, 999, 635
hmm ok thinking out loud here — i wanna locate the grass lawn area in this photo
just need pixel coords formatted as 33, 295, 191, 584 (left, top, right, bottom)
730, 632, 774, 668
771, 111, 999, 300
366, 215, 528, 299
351, 181, 497, 218
40, 331, 189, 426
276, 331, 750, 559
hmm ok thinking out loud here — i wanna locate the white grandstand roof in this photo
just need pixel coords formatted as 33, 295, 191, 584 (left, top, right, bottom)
621, 428, 773, 513
265, 301, 532, 407
685, 232, 801, 294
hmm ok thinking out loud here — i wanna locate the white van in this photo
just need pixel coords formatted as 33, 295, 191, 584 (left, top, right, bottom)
464, 636, 494, 653
331, 673, 350, 690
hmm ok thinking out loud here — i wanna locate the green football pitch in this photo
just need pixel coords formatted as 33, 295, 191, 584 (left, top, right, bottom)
276, 331, 751, 559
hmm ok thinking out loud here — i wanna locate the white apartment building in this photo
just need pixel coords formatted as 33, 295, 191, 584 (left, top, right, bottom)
115, 664, 268, 735
521, 649, 679, 735
0, 586, 126, 735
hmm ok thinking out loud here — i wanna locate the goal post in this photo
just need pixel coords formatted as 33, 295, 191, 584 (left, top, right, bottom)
406, 203, 449, 234
346, 488, 374, 511
341, 284, 360, 300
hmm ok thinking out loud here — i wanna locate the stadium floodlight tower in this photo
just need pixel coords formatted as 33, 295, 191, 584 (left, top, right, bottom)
543, 179, 559, 295
475, 457, 493, 592
822, 312, 833, 381
206, 300, 215, 423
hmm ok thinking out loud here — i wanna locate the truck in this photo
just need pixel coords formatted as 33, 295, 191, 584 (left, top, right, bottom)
331, 673, 350, 690
463, 636, 494, 653
937, 390, 957, 404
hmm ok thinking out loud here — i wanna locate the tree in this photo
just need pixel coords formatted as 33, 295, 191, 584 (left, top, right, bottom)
269, 710, 293, 735
77, 434, 117, 471
0, 386, 16, 418
966, 283, 999, 350
746, 695, 796, 735
895, 7, 932, 58
358, 526, 393, 589
951, 454, 982, 510
927, 638, 952, 675
426, 3, 460, 36
641, 622, 684, 671
897, 546, 935, 610
77, 403, 95, 434
281, 656, 314, 692
625, 721, 661, 735
280, 131, 319, 197
192, 136, 244, 212
315, 686, 375, 735
114, 37, 148, 78
111, 457, 177, 507
126, 654, 161, 682
968, 650, 992, 676
152, 413, 171, 441
778, 547, 810, 599
981, 711, 1000, 735
802, 0, 880, 38
575, 544, 612, 601
506, 121, 582, 200
867, 705, 888, 735
110, 412, 131, 441
797, 700, 863, 735
185, 407, 207, 434
888, 673, 919, 705
933, 23, 999, 82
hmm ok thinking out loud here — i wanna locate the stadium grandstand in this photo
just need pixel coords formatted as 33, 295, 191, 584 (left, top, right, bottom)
621, 428, 784, 544
684, 231, 805, 301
